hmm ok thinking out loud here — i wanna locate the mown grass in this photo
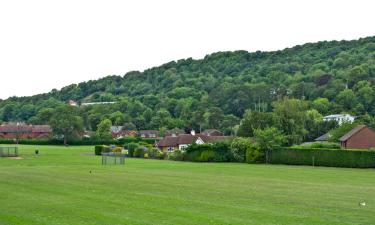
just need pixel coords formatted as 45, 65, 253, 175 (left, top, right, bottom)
0, 145, 374, 225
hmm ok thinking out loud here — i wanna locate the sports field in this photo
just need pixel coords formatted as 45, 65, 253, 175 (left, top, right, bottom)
0, 145, 374, 225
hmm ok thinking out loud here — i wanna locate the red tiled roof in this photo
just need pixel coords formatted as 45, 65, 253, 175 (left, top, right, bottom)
31, 125, 52, 133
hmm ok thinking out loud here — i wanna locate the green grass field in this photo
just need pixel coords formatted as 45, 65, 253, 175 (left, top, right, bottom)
0, 145, 375, 225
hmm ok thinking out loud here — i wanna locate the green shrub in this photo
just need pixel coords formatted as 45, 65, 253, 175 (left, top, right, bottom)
211, 141, 234, 162
245, 143, 263, 163
156, 150, 166, 159
230, 138, 252, 162
134, 146, 145, 158
112, 147, 123, 153
269, 147, 375, 168
198, 150, 216, 162
94, 145, 108, 155
168, 150, 185, 161
185, 144, 213, 162
146, 148, 160, 158
127, 142, 139, 157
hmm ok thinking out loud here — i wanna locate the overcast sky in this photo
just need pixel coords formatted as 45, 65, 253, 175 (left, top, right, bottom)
0, 0, 374, 99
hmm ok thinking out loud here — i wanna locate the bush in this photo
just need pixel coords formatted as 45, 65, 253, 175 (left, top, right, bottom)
156, 150, 166, 159
112, 147, 123, 153
168, 150, 185, 161
198, 150, 216, 162
269, 147, 375, 168
134, 146, 145, 158
230, 138, 252, 162
211, 141, 234, 162
146, 148, 159, 158
245, 143, 263, 163
185, 144, 213, 162
94, 145, 106, 155
127, 142, 139, 157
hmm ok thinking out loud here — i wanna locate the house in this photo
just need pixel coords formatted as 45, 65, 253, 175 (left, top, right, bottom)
339, 125, 375, 149
314, 133, 331, 142
165, 128, 185, 137
31, 125, 52, 139
156, 130, 231, 152
68, 100, 78, 106
202, 129, 223, 136
139, 130, 159, 138
0, 124, 52, 139
124, 130, 138, 137
323, 114, 355, 125
111, 126, 124, 138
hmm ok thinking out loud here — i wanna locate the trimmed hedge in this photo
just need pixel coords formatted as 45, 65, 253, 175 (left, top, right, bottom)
269, 147, 375, 168
94, 145, 106, 155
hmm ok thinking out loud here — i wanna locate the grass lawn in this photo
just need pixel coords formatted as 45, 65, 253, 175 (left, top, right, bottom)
0, 145, 374, 225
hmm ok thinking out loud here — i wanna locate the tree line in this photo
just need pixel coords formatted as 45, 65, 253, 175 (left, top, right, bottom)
0, 36, 374, 144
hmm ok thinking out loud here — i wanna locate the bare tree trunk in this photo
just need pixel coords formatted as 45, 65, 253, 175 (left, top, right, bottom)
64, 135, 68, 146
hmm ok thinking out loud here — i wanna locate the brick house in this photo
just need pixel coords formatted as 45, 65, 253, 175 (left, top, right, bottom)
0, 124, 52, 139
339, 125, 375, 149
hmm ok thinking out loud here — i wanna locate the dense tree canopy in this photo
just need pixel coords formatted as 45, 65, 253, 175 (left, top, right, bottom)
0, 36, 375, 145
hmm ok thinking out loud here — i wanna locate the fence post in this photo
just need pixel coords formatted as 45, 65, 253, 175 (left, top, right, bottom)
312, 155, 315, 167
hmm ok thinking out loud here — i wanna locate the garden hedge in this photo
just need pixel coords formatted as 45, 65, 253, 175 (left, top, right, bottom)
269, 147, 375, 168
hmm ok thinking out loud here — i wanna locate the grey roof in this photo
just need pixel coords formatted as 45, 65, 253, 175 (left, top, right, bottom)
110, 126, 123, 133
315, 133, 331, 141
339, 125, 367, 142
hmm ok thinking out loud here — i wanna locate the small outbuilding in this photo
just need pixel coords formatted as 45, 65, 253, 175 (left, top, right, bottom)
339, 125, 375, 149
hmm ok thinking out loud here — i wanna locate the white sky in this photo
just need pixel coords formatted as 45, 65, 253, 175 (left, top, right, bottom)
0, 0, 374, 99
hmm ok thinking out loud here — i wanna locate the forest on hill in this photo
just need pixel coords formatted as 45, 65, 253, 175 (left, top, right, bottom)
0, 36, 375, 143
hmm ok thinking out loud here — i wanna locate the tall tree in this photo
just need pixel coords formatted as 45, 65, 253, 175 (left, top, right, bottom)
49, 106, 83, 145
96, 119, 112, 140
272, 98, 308, 145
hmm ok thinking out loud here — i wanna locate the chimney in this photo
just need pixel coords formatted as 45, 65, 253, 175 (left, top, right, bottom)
191, 130, 196, 136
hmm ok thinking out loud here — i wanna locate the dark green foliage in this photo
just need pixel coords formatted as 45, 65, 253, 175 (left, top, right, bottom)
49, 106, 84, 145
198, 150, 216, 162
230, 138, 252, 162
298, 142, 341, 149
184, 144, 213, 162
168, 150, 185, 161
94, 145, 107, 155
1, 36, 375, 138
245, 144, 263, 163
269, 147, 375, 168
127, 142, 139, 157
211, 141, 234, 162
134, 146, 145, 158
177, 142, 234, 162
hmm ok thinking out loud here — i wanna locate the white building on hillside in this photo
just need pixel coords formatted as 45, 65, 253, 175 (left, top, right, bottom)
323, 114, 355, 125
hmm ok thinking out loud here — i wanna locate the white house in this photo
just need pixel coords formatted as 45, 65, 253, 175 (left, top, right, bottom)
323, 114, 355, 125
